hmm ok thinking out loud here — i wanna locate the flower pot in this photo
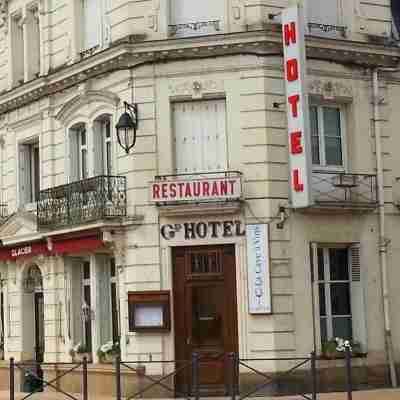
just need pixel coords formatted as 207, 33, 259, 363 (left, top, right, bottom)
103, 353, 117, 363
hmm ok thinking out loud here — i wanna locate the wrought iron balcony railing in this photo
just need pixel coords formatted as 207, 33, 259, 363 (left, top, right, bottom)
37, 175, 127, 229
311, 171, 377, 209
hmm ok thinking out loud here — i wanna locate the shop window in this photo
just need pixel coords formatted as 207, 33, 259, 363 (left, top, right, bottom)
315, 245, 367, 352
169, 0, 224, 37
173, 99, 227, 174
19, 140, 40, 206
310, 105, 345, 169
81, 0, 111, 52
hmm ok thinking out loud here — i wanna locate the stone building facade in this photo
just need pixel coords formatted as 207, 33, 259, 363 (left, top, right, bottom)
0, 0, 399, 395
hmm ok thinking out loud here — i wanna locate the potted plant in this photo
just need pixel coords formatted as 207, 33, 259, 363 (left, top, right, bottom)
321, 337, 363, 359
69, 343, 91, 363
97, 341, 120, 363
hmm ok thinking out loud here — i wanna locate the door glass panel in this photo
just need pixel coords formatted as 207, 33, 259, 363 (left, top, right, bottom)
317, 248, 324, 280
192, 286, 222, 346
330, 283, 351, 315
319, 284, 326, 316
320, 317, 328, 344
332, 317, 352, 340
329, 248, 349, 281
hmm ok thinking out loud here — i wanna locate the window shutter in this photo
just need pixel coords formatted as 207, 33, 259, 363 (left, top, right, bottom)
173, 100, 227, 174
69, 129, 79, 182
68, 259, 83, 346
18, 145, 31, 206
83, 0, 101, 49
350, 243, 367, 351
95, 255, 112, 345
92, 121, 104, 177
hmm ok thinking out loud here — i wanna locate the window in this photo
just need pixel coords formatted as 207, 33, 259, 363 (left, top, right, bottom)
10, 4, 41, 85
93, 116, 112, 176
10, 12, 24, 85
306, 0, 344, 37
170, 0, 224, 37
310, 105, 345, 168
110, 259, 119, 343
173, 100, 227, 174
69, 123, 88, 182
69, 116, 112, 182
19, 140, 40, 206
26, 5, 40, 80
314, 245, 367, 351
81, 0, 111, 51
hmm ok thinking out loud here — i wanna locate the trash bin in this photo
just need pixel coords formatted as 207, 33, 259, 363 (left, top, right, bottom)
23, 369, 43, 393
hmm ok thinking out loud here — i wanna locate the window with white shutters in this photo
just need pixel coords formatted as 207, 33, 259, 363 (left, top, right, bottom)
173, 100, 227, 174
18, 141, 40, 206
312, 244, 367, 352
170, 0, 224, 37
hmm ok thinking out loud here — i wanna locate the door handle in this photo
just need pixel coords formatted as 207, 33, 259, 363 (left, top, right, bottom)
187, 337, 192, 345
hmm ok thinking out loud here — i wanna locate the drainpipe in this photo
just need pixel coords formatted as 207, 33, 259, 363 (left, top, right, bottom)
373, 68, 398, 387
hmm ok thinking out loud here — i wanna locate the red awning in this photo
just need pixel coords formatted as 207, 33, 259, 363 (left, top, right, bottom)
0, 235, 105, 261
0, 242, 50, 261
53, 235, 104, 255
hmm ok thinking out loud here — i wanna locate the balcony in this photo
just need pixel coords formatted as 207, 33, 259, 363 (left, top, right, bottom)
306, 171, 378, 213
0, 204, 7, 221
37, 176, 127, 230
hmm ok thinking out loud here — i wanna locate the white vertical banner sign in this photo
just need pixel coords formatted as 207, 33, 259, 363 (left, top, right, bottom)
282, 6, 313, 208
246, 224, 271, 314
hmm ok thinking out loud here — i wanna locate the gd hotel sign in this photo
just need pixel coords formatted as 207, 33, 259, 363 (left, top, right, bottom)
282, 5, 313, 208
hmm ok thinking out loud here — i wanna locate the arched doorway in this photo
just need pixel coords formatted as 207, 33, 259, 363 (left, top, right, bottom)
22, 265, 44, 363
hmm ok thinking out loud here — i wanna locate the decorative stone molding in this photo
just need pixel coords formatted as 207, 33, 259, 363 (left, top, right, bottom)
55, 90, 120, 126
308, 79, 353, 101
169, 79, 224, 98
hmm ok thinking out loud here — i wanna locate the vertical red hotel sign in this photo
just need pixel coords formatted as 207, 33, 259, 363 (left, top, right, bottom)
282, 6, 313, 208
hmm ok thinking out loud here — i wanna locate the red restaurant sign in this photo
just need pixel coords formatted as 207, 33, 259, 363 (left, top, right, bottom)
282, 5, 313, 208
150, 176, 242, 203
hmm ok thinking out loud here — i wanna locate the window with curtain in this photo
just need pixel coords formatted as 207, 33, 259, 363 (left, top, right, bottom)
173, 99, 227, 174
310, 105, 345, 168
315, 245, 367, 352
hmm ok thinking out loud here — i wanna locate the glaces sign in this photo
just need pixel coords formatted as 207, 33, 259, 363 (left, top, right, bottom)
282, 6, 313, 208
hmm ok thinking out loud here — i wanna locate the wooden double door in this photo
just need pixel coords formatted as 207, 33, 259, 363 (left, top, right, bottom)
173, 245, 238, 394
